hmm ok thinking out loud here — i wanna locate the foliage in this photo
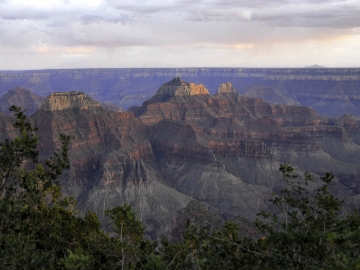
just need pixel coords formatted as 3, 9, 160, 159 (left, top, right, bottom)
253, 164, 360, 269
1, 106, 360, 269
157, 164, 360, 269
0, 107, 132, 269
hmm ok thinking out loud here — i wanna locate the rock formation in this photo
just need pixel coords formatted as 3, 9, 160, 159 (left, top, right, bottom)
29, 91, 195, 239
155, 77, 209, 97
1, 68, 359, 117
0, 77, 359, 239
217, 82, 236, 94
131, 78, 360, 191
40, 91, 101, 111
0, 86, 44, 114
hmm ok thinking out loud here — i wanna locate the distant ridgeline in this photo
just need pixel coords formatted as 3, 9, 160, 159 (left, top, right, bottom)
0, 68, 360, 117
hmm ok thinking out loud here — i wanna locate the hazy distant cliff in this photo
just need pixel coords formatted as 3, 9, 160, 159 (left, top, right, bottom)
0, 87, 44, 114
0, 68, 360, 117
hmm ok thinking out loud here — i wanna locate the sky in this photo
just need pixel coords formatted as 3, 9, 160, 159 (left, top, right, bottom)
0, 0, 359, 70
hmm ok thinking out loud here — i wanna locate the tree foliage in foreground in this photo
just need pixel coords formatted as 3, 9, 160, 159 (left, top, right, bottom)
1, 106, 360, 269
0, 106, 152, 269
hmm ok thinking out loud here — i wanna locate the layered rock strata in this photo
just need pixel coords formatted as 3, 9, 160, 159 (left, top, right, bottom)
27, 91, 193, 239
131, 78, 360, 191
1, 68, 359, 117
40, 91, 101, 111
1, 77, 359, 239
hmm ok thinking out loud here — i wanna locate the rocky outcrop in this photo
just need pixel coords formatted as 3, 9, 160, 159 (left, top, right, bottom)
40, 91, 101, 111
217, 82, 236, 94
133, 80, 329, 129
155, 77, 209, 97
0, 87, 44, 114
132, 78, 360, 191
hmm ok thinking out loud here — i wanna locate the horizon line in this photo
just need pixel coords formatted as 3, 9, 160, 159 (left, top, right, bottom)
1, 66, 360, 72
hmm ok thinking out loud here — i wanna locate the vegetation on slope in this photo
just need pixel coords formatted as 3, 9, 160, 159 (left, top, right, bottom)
0, 107, 359, 269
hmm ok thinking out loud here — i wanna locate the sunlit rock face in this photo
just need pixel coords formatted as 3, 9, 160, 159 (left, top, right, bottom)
155, 77, 209, 97
40, 91, 101, 111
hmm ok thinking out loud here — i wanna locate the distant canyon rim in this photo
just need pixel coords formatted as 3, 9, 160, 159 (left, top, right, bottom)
1, 67, 360, 117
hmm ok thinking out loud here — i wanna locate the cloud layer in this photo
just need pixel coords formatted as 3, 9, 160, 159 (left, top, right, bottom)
0, 0, 359, 69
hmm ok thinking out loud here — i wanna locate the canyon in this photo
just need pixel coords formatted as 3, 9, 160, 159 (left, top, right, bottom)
0, 76, 360, 239
1, 68, 360, 117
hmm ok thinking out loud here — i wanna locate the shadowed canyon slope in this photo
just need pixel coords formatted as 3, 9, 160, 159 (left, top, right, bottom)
0, 86, 44, 114
1, 78, 360, 239
1, 68, 360, 117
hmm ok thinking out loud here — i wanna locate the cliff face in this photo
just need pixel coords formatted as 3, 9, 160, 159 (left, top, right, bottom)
1, 68, 359, 117
155, 77, 209, 97
40, 91, 101, 111
28, 92, 194, 239
1, 78, 359, 239
338, 115, 360, 145
132, 79, 360, 191
217, 82, 236, 94
28, 89, 274, 236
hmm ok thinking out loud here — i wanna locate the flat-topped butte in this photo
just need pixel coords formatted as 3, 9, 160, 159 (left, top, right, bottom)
40, 91, 101, 111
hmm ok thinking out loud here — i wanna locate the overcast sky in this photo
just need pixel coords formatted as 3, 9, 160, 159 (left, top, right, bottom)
0, 0, 359, 69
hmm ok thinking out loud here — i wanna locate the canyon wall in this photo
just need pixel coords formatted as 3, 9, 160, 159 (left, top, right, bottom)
1, 68, 359, 117
0, 77, 360, 239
